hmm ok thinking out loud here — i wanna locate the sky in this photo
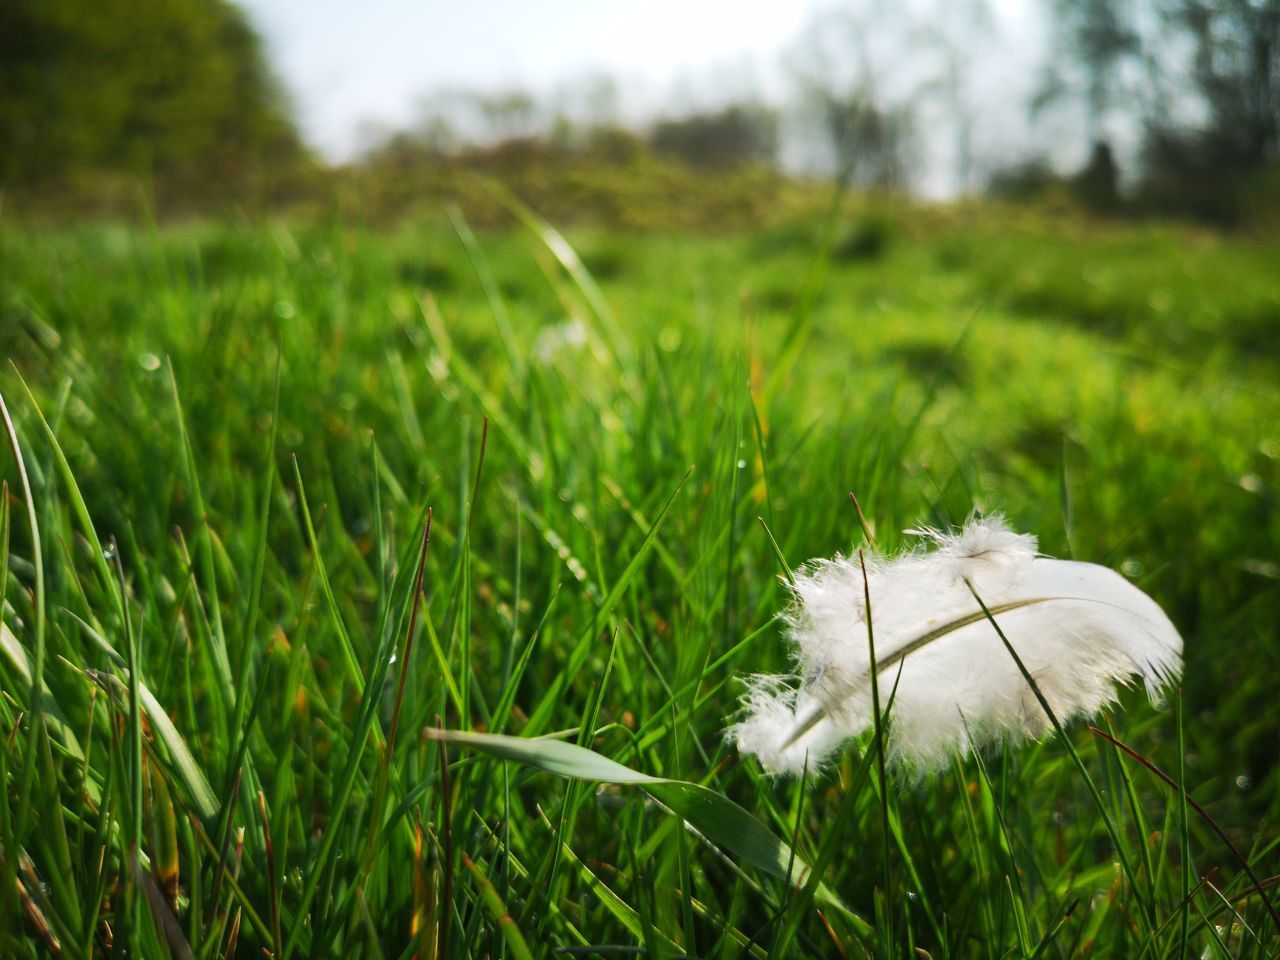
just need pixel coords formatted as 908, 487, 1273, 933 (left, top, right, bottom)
239, 0, 1053, 194
241, 0, 840, 159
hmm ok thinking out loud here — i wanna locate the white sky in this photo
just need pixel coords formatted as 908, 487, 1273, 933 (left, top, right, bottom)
240, 0, 1050, 187
242, 1, 835, 158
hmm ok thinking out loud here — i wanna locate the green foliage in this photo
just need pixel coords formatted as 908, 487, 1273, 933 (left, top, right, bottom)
0, 204, 1277, 957
0, 0, 306, 212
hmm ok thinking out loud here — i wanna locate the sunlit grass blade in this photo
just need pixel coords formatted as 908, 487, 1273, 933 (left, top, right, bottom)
480, 178, 625, 361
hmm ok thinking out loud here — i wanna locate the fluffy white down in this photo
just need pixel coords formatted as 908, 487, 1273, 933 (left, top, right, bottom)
728, 515, 1183, 776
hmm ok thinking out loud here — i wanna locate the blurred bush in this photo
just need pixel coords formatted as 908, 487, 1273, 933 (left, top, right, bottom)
338, 130, 809, 230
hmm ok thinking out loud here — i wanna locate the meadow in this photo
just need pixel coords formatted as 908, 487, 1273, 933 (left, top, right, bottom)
1, 199, 1278, 958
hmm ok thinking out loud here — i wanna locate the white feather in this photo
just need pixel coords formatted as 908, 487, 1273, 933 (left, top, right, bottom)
728, 515, 1183, 776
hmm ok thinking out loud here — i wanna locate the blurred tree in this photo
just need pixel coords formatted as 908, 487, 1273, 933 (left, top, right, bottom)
787, 3, 920, 189
469, 90, 540, 142
915, 0, 995, 194
0, 0, 304, 208
1037, 0, 1142, 141
821, 95, 914, 188
1138, 0, 1280, 223
649, 105, 779, 169
544, 73, 621, 148
1073, 139, 1122, 210
1040, 0, 1279, 222
1162, 0, 1279, 169
1032, 0, 1141, 212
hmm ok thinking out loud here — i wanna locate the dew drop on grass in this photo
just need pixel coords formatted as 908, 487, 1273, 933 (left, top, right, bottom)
103, 545, 115, 561
736, 459, 746, 469
1236, 775, 1252, 790
138, 352, 161, 372
274, 300, 296, 319
1121, 558, 1144, 578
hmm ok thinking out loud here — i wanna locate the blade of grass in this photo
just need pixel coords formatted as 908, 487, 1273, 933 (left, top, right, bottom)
0, 386, 48, 847
1088, 725, 1280, 931
166, 363, 235, 718
965, 578, 1156, 931
858, 548, 894, 956
290, 455, 364, 690
463, 853, 534, 960
429, 727, 860, 922
64, 612, 218, 819
524, 467, 692, 735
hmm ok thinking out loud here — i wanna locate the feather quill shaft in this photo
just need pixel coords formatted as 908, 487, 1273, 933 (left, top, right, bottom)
730, 515, 1183, 775
779, 596, 1055, 750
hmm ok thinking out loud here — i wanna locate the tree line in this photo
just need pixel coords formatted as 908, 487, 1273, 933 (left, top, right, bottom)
2, 0, 1276, 226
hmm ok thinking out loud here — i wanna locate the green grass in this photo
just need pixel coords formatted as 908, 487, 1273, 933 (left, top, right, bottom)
1, 200, 1278, 958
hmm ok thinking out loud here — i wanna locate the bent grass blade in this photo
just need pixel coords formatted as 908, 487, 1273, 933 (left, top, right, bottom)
429, 727, 866, 931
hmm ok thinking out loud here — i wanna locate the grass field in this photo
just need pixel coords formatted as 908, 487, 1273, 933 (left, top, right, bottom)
1, 200, 1278, 958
